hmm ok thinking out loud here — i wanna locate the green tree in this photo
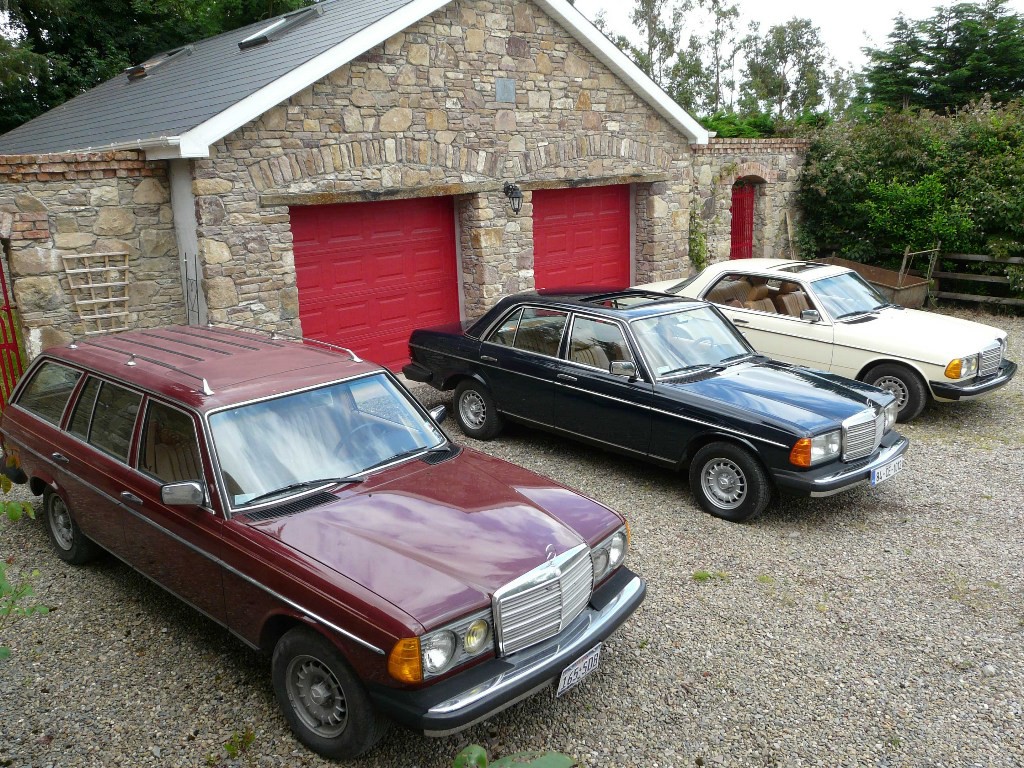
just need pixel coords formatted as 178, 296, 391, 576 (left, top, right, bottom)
704, 0, 740, 113
740, 18, 831, 121
0, 0, 313, 133
864, 1, 1024, 111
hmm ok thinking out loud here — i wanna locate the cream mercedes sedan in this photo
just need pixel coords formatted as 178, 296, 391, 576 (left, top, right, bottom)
639, 258, 1017, 421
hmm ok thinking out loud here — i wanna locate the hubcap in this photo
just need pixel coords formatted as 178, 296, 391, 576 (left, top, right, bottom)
285, 654, 348, 738
874, 376, 908, 410
49, 497, 75, 550
702, 458, 746, 510
459, 390, 487, 429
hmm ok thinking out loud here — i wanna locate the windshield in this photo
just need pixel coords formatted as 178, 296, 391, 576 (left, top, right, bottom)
811, 272, 888, 318
630, 306, 752, 377
209, 373, 445, 507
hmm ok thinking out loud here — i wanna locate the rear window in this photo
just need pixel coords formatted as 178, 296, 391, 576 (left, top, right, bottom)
15, 361, 82, 425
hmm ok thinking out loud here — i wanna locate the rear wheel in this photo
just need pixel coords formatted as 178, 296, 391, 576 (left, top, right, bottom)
863, 363, 927, 422
272, 627, 389, 759
688, 442, 771, 523
43, 489, 101, 565
454, 380, 503, 440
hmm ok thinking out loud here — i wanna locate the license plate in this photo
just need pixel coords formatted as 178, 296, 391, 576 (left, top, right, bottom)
871, 455, 904, 486
556, 644, 601, 697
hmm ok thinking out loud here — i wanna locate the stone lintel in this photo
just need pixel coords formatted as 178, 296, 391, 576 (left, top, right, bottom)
259, 181, 501, 207
521, 172, 670, 191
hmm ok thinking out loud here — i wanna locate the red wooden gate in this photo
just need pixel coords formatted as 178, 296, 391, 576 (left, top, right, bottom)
0, 261, 24, 409
730, 182, 755, 259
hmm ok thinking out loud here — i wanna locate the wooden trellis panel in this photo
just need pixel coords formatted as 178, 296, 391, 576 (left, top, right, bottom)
61, 251, 130, 335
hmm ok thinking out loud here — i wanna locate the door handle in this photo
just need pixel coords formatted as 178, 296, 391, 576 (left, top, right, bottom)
51, 452, 70, 464
480, 355, 498, 363
556, 373, 577, 382
732, 317, 749, 325
120, 491, 143, 505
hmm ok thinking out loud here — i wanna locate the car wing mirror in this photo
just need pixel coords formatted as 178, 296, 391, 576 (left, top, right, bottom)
800, 309, 821, 323
429, 404, 448, 424
609, 360, 638, 380
161, 481, 206, 507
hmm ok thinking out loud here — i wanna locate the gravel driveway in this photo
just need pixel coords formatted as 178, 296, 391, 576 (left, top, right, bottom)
2, 308, 1022, 768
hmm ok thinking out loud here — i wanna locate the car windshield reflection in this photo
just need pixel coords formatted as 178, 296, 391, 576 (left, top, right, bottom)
631, 306, 751, 377
811, 272, 889, 318
209, 373, 444, 507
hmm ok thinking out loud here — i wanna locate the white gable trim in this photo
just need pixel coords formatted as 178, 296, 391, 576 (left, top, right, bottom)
157, 0, 707, 159
534, 0, 708, 144
168, 0, 452, 158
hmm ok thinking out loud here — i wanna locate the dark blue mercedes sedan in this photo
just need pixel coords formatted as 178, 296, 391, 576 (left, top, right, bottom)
404, 290, 909, 522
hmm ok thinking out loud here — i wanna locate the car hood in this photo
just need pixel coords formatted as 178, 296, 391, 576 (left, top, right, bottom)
838, 307, 1006, 359
665, 360, 881, 433
246, 447, 619, 631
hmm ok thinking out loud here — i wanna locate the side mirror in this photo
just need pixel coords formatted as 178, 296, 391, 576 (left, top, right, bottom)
800, 309, 821, 323
609, 360, 638, 380
429, 405, 448, 424
161, 481, 206, 507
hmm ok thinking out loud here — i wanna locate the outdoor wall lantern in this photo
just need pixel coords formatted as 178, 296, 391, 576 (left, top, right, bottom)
503, 181, 524, 215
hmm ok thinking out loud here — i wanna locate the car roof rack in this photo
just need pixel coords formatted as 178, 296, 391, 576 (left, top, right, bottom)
206, 321, 362, 363
71, 337, 215, 396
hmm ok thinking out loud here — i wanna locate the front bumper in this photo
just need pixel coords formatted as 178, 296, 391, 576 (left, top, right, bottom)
929, 360, 1017, 401
771, 430, 910, 498
368, 566, 646, 735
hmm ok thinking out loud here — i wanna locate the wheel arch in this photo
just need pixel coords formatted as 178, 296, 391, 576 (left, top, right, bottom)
856, 358, 931, 393
439, 369, 489, 392
682, 431, 775, 486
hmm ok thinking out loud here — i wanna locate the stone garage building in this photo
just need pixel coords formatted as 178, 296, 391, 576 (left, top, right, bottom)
0, 0, 806, 367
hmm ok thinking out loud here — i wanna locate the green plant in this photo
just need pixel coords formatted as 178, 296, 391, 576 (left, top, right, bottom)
1, 470, 43, 661
223, 729, 255, 759
688, 207, 708, 272
691, 570, 729, 583
453, 745, 575, 768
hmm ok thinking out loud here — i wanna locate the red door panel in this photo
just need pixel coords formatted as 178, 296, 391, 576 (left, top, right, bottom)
730, 183, 755, 259
533, 186, 631, 290
292, 197, 460, 370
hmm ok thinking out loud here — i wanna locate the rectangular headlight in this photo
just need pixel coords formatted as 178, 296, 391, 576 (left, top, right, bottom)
945, 355, 979, 379
790, 430, 841, 467
883, 401, 898, 432
591, 525, 629, 585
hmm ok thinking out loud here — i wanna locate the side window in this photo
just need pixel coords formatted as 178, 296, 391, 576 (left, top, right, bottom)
485, 308, 524, 347
505, 307, 567, 357
569, 316, 633, 368
140, 401, 202, 483
88, 382, 142, 463
15, 361, 82, 425
705, 274, 754, 309
68, 377, 102, 439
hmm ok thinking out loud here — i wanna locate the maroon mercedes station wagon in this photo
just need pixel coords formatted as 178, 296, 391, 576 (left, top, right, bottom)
0, 326, 645, 759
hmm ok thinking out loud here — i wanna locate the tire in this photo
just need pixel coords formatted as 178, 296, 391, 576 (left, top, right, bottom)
43, 489, 101, 565
688, 442, 771, 523
863, 363, 927, 422
272, 627, 389, 760
453, 380, 503, 440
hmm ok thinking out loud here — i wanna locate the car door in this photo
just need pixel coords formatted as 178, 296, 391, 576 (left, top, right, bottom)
703, 273, 835, 370
124, 398, 226, 622
476, 305, 568, 426
551, 314, 652, 456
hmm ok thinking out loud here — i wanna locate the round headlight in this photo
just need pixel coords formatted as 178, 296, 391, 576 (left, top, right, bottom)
421, 630, 456, 674
592, 548, 610, 577
608, 532, 627, 569
463, 619, 491, 655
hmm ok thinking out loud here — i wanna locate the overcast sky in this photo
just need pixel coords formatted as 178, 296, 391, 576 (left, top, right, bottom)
570, 0, 1024, 70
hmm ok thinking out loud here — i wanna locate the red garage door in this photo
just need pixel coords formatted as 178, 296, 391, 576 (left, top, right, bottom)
533, 185, 631, 290
291, 197, 460, 370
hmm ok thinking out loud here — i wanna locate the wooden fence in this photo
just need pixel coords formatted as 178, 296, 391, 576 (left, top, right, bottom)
928, 253, 1024, 308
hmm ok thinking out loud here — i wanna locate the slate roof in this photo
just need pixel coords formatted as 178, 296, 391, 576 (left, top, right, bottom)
0, 0, 708, 158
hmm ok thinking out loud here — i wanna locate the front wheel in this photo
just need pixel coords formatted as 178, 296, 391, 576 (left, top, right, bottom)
272, 627, 389, 760
863, 363, 927, 422
688, 442, 771, 523
454, 380, 503, 440
43, 489, 101, 564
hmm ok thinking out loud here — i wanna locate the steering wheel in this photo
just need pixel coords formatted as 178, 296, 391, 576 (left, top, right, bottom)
335, 422, 391, 457
695, 336, 715, 346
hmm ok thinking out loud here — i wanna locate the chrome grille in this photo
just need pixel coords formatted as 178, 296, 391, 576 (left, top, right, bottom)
843, 408, 882, 461
493, 544, 594, 656
979, 342, 1003, 378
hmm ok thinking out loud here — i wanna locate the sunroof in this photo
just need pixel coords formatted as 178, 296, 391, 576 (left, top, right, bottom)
238, 4, 324, 50
774, 262, 828, 274
585, 291, 672, 309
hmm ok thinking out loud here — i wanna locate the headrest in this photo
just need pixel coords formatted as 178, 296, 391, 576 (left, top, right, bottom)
777, 282, 800, 295
747, 285, 772, 301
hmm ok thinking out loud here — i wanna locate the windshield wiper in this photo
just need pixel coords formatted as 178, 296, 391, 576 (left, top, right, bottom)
244, 477, 364, 506
835, 309, 874, 320
720, 352, 755, 364
360, 442, 450, 474
660, 364, 725, 378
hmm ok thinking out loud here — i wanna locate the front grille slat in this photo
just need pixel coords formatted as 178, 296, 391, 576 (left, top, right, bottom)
979, 342, 1002, 378
843, 409, 882, 462
494, 544, 594, 656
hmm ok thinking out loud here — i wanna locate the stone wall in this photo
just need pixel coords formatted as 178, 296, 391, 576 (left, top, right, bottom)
0, 152, 183, 357
690, 138, 809, 265
195, 0, 699, 325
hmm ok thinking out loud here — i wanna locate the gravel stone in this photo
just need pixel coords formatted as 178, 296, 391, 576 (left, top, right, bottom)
1, 308, 1022, 768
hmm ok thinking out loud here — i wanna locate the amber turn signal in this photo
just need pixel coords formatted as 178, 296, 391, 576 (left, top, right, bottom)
388, 637, 423, 683
945, 359, 962, 379
790, 438, 812, 467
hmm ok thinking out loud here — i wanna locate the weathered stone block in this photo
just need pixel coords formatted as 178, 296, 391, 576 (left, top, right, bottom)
408, 43, 429, 65
15, 193, 47, 213
89, 186, 119, 207
380, 107, 413, 132
140, 229, 176, 259
14, 276, 64, 311
94, 207, 135, 236
200, 238, 233, 265
133, 178, 167, 204
54, 233, 96, 249
204, 276, 239, 309
193, 178, 233, 195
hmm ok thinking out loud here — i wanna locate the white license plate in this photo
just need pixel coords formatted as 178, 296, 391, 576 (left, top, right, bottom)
556, 644, 602, 697
871, 456, 904, 486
